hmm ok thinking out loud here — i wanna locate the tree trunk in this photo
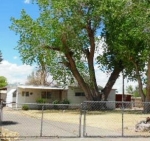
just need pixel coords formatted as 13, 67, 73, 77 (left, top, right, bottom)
145, 59, 150, 113
102, 63, 124, 101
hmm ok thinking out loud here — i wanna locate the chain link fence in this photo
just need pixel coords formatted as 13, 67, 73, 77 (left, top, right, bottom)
0, 103, 81, 139
1, 101, 150, 139
82, 101, 150, 137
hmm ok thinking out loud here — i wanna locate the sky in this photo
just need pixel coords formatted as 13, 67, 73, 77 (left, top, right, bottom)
0, 0, 137, 92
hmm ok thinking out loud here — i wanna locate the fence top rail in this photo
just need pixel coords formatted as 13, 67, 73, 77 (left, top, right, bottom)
4, 102, 81, 106
83, 101, 150, 104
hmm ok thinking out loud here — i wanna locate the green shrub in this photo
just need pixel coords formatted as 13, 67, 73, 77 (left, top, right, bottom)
22, 105, 29, 110
36, 98, 46, 103
52, 100, 60, 104
61, 99, 70, 104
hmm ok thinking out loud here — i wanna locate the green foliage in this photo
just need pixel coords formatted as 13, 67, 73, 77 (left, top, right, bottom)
9, 0, 150, 100
0, 76, 8, 88
52, 100, 60, 104
126, 85, 146, 97
22, 105, 29, 110
61, 99, 70, 104
10, 0, 103, 86
36, 98, 46, 103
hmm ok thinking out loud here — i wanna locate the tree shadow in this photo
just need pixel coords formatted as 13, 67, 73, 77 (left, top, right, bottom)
1, 121, 18, 126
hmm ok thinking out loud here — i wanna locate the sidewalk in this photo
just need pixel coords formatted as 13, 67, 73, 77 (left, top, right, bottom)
18, 137, 150, 141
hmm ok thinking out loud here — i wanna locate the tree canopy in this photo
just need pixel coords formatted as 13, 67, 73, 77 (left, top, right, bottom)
0, 76, 8, 88
10, 0, 150, 102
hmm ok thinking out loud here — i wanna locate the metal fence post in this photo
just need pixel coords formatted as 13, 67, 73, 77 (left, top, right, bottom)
79, 103, 82, 137
121, 101, 124, 137
40, 105, 44, 137
83, 102, 87, 137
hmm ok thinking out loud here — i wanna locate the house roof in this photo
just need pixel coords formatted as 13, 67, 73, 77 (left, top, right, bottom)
17, 85, 68, 90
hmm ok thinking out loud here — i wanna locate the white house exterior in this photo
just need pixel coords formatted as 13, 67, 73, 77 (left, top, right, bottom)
6, 85, 116, 109
6, 85, 67, 108
67, 86, 116, 109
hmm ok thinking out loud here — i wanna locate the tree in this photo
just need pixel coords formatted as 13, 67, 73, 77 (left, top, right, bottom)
25, 68, 50, 86
98, 0, 150, 103
10, 0, 105, 101
10, 0, 149, 102
126, 85, 142, 97
0, 50, 3, 63
0, 76, 7, 88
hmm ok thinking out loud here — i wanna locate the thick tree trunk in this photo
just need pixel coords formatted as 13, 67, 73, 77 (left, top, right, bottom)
132, 61, 146, 102
102, 63, 124, 101
145, 59, 150, 113
65, 52, 95, 100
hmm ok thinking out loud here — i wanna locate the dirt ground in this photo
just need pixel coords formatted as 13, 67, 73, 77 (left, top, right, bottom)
19, 109, 150, 132
3, 108, 150, 136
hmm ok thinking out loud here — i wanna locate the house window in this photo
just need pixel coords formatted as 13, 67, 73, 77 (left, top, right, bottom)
13, 90, 16, 97
41, 91, 51, 99
26, 92, 29, 97
22, 91, 29, 97
75, 92, 85, 96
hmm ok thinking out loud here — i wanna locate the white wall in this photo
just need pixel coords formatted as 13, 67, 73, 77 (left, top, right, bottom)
106, 89, 116, 109
67, 86, 86, 104
67, 87, 116, 109
6, 89, 16, 107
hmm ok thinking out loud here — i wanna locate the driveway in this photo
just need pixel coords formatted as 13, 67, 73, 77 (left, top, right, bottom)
2, 108, 80, 137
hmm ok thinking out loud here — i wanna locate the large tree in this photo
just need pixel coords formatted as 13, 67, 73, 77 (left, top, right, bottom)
10, 0, 105, 101
10, 0, 149, 102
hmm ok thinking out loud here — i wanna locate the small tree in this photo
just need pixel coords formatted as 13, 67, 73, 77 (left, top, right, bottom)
0, 76, 7, 88
0, 51, 2, 63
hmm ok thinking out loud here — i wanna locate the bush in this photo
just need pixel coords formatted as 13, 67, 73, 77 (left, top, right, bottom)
52, 100, 60, 104
61, 99, 70, 104
36, 98, 46, 103
22, 105, 29, 110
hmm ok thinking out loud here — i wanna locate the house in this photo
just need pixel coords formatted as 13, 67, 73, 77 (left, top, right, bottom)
6, 85, 116, 109
6, 85, 68, 108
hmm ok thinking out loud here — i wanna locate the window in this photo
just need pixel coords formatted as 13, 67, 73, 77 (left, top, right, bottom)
26, 92, 29, 97
13, 90, 16, 97
75, 92, 85, 96
41, 91, 51, 99
22, 91, 29, 97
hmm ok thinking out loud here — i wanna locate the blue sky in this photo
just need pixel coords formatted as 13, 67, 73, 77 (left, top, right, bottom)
0, 0, 137, 92
0, 0, 36, 84
0, 0, 39, 64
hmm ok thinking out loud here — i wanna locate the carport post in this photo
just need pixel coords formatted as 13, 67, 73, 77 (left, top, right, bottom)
40, 105, 44, 137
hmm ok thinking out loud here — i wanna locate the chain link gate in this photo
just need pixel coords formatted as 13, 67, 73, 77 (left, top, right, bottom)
1, 103, 81, 139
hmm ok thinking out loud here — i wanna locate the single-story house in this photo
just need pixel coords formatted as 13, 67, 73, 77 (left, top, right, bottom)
6, 85, 116, 109
6, 85, 68, 108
